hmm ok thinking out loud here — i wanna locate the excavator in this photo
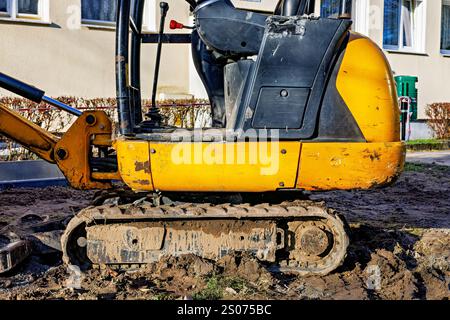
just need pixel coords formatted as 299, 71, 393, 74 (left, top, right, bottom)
0, 0, 405, 275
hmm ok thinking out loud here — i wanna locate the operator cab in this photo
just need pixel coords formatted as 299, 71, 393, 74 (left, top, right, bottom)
117, 0, 360, 143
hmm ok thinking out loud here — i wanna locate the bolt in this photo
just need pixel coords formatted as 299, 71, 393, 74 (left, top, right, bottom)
86, 114, 96, 125
77, 237, 87, 247
56, 148, 67, 160
279, 182, 285, 187
280, 89, 289, 97
150, 149, 156, 154
281, 149, 287, 154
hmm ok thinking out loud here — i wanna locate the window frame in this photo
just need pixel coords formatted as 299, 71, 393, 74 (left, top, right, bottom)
0, 0, 50, 23
319, 0, 370, 36
80, 0, 117, 28
0, 0, 9, 16
320, 0, 352, 18
352, 0, 369, 35
441, 0, 450, 55
383, 0, 427, 54
81, 0, 157, 32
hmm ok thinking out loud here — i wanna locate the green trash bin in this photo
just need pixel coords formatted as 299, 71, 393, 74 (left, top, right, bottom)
395, 75, 418, 121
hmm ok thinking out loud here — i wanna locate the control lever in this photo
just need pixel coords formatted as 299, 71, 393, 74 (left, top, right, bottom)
145, 2, 169, 127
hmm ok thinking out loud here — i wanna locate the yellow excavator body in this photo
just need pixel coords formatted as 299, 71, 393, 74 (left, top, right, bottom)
115, 33, 405, 194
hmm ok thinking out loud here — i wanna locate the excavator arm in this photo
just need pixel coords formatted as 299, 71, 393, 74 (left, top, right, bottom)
0, 103, 58, 163
0, 72, 119, 189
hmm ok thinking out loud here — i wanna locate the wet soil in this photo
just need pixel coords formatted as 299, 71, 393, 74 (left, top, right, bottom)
0, 163, 448, 300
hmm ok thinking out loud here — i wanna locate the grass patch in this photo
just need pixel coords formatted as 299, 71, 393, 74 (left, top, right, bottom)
152, 293, 177, 300
192, 275, 249, 300
404, 162, 428, 172
404, 162, 450, 174
193, 276, 223, 300
402, 227, 425, 238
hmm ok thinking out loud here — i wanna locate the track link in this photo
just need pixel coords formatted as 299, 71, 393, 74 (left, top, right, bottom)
61, 200, 349, 276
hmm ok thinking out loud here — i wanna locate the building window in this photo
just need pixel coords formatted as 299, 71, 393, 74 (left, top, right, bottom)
81, 0, 156, 31
0, 0, 8, 14
18, 0, 39, 15
81, 0, 116, 26
320, 0, 369, 35
0, 0, 49, 21
383, 0, 427, 53
321, 0, 352, 18
442, 0, 450, 54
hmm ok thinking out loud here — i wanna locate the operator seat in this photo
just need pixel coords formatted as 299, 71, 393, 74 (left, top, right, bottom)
192, 0, 316, 128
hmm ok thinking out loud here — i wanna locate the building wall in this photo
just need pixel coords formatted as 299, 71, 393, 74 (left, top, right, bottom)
0, 0, 192, 99
1, 0, 448, 121
369, 0, 450, 119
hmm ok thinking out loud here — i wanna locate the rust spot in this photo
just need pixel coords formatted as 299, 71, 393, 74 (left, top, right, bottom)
134, 161, 150, 174
133, 180, 150, 186
330, 157, 343, 166
368, 151, 381, 161
362, 149, 381, 162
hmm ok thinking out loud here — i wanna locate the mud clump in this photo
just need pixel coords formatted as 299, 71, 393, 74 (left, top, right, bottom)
364, 249, 418, 300
413, 229, 450, 300
217, 252, 273, 284
149, 254, 216, 280
289, 271, 368, 300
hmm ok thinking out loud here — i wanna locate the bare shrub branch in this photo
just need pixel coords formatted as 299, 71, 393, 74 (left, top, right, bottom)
0, 97, 211, 161
425, 103, 450, 140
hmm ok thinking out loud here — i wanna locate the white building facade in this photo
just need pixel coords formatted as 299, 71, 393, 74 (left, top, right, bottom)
0, 0, 449, 125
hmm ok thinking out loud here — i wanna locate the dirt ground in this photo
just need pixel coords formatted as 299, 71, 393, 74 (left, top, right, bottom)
0, 162, 448, 300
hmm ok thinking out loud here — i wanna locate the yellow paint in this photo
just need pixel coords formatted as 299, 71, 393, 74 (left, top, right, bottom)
151, 141, 301, 192
55, 111, 114, 189
116, 140, 301, 192
297, 142, 406, 191
337, 33, 400, 142
116, 139, 405, 193
0, 103, 58, 163
115, 138, 154, 191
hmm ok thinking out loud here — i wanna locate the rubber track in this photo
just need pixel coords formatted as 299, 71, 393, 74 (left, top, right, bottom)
61, 199, 349, 275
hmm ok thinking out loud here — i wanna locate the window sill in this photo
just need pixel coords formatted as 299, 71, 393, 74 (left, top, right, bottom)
384, 49, 428, 56
82, 22, 156, 33
81, 22, 116, 31
0, 17, 51, 26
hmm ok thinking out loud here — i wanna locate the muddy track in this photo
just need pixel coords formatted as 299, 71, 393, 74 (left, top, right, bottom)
61, 199, 349, 276
0, 164, 448, 300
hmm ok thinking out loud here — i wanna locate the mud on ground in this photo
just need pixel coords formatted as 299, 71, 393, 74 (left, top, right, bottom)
0, 163, 449, 300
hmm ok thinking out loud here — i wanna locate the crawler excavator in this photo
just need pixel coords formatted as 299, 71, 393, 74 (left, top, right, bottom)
0, 0, 405, 275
